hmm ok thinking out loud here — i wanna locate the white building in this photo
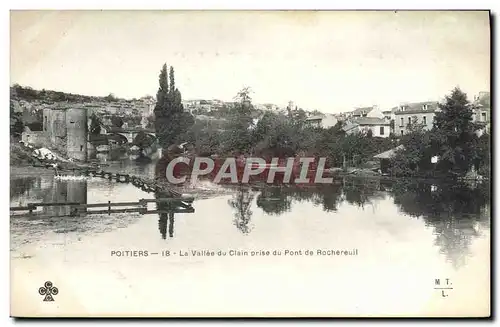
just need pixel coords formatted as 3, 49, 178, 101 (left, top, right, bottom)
348, 105, 384, 119
305, 114, 338, 129
342, 117, 391, 138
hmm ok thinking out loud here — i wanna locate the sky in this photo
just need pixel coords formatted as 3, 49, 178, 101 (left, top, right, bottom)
10, 10, 490, 113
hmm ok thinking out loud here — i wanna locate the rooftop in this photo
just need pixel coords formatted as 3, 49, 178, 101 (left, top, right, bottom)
351, 106, 374, 116
394, 101, 439, 115
373, 145, 405, 159
306, 115, 325, 121
352, 117, 389, 125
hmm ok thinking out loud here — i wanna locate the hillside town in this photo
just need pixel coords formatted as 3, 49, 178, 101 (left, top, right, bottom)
10, 80, 490, 182
9, 11, 491, 319
11, 84, 491, 138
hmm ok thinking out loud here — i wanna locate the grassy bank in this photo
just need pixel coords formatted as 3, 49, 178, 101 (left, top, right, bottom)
10, 139, 40, 167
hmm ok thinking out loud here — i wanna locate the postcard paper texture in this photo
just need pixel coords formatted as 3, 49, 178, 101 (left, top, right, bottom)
10, 10, 491, 317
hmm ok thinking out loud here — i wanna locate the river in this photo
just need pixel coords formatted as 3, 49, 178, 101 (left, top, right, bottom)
10, 151, 491, 317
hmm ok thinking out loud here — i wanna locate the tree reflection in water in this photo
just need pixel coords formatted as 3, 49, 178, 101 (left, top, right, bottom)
10, 177, 39, 202
156, 191, 175, 239
245, 178, 490, 268
342, 178, 385, 209
228, 186, 255, 234
256, 187, 292, 215
390, 179, 490, 268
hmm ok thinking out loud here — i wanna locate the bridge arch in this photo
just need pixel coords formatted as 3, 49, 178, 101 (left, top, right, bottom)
131, 132, 157, 147
145, 133, 157, 143
107, 133, 129, 145
104, 128, 156, 145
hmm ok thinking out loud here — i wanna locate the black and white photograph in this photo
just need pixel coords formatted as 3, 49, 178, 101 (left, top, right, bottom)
9, 10, 491, 317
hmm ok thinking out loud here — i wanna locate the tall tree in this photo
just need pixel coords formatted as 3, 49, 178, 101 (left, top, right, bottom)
154, 63, 194, 148
432, 87, 480, 175
222, 87, 255, 154
157, 64, 169, 107
390, 116, 433, 176
169, 66, 176, 95
154, 64, 171, 147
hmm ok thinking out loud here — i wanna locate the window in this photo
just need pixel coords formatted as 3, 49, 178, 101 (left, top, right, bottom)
423, 104, 429, 110
380, 126, 384, 135
80, 145, 83, 151
401, 130, 404, 136
423, 116, 427, 124
481, 112, 487, 122
408, 117, 411, 125
400, 117, 404, 127
44, 116, 47, 131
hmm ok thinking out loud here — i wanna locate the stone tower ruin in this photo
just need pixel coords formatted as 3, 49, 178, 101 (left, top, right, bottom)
42, 107, 88, 161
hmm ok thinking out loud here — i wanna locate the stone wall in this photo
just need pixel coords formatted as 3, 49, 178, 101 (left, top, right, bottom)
66, 108, 88, 161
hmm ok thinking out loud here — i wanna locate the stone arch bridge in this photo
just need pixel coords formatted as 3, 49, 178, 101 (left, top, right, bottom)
105, 127, 156, 145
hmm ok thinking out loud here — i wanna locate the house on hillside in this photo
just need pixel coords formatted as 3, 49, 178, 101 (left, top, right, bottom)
342, 117, 390, 138
472, 91, 491, 136
373, 145, 405, 174
394, 101, 439, 136
305, 114, 338, 129
382, 109, 392, 121
348, 105, 384, 119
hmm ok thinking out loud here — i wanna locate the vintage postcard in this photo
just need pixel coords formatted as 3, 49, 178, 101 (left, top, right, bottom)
10, 10, 491, 317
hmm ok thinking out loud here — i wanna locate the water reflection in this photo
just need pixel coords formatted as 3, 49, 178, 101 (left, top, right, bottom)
342, 179, 386, 208
155, 192, 176, 239
246, 178, 490, 268
10, 177, 39, 201
10, 176, 142, 246
158, 210, 175, 239
43, 179, 88, 216
389, 180, 490, 268
11, 166, 490, 269
256, 187, 292, 215
11, 176, 88, 216
90, 149, 158, 178
228, 186, 255, 234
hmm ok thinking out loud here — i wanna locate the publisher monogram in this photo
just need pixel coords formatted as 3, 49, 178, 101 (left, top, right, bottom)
38, 281, 59, 302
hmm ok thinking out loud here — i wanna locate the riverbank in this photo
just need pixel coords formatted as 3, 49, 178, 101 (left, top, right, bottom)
10, 140, 40, 167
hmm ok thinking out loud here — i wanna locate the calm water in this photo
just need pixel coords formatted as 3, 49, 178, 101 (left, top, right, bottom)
10, 153, 491, 316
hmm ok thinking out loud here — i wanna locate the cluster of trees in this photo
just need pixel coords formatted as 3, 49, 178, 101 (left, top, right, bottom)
174, 86, 394, 167
167, 86, 489, 178
390, 87, 490, 177
10, 84, 139, 104
11, 84, 108, 103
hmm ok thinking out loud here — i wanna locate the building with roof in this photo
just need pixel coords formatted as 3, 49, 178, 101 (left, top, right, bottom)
342, 117, 390, 138
373, 145, 405, 174
348, 105, 384, 119
305, 114, 338, 129
394, 101, 439, 136
472, 91, 491, 136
